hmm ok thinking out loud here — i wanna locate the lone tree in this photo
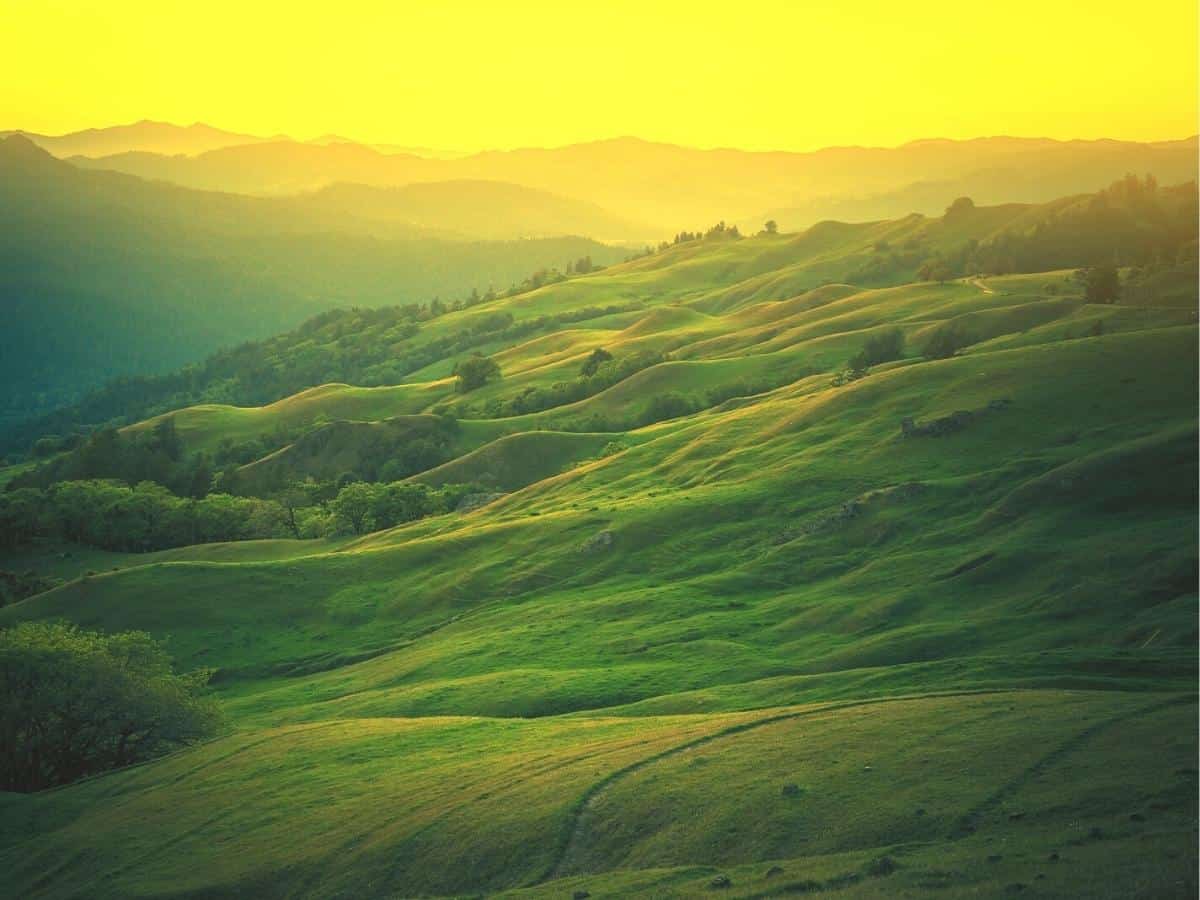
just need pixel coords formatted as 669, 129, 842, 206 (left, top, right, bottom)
453, 354, 501, 393
0, 623, 221, 792
763, 219, 778, 235
944, 196, 976, 220
1076, 265, 1120, 304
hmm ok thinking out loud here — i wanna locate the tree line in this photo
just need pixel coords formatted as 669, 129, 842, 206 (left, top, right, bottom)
0, 477, 481, 553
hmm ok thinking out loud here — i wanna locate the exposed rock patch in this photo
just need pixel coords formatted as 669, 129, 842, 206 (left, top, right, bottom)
901, 397, 1012, 438
580, 530, 615, 553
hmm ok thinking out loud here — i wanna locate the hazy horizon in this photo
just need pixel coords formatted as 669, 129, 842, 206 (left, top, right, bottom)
5, 117, 1199, 158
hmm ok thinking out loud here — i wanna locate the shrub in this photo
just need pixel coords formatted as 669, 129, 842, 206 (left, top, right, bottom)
0, 623, 222, 791
922, 324, 972, 360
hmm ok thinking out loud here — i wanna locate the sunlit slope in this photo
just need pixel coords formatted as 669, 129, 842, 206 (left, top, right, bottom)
0, 691, 1192, 899
128, 270, 1192, 492
7, 325, 1195, 722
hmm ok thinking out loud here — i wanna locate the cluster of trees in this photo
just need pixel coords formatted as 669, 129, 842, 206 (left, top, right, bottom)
11, 419, 216, 499
830, 323, 978, 386
915, 177, 1198, 283
0, 476, 478, 552
314, 480, 478, 536
661, 220, 747, 250
847, 235, 933, 285
0, 623, 222, 791
833, 328, 906, 385
0, 481, 292, 552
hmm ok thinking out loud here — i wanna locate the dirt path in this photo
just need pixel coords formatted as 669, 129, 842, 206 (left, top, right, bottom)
969, 276, 995, 294
949, 693, 1194, 839
537, 689, 1017, 884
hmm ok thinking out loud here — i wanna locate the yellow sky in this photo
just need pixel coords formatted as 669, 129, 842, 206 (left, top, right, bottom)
2, 0, 1196, 152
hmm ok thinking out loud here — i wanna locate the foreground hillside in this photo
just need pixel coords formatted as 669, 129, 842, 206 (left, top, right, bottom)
1, 199, 1196, 897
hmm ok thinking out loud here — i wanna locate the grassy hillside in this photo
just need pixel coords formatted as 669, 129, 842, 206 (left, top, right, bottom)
1, 203, 1195, 897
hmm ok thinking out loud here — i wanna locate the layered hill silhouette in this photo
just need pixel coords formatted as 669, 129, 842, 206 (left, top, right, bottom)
0, 135, 632, 429
0, 119, 277, 157
63, 127, 1200, 231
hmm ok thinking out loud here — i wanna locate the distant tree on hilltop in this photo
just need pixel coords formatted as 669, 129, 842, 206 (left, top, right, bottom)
944, 196, 976, 220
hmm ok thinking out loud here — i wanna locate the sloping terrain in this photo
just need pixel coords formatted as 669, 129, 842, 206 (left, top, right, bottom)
0, 198, 1196, 898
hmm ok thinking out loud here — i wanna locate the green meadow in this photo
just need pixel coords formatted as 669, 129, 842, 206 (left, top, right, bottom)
1, 188, 1196, 897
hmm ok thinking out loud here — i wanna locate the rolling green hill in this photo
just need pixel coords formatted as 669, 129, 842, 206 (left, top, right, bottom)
10, 175, 1194, 461
0, 187, 1195, 897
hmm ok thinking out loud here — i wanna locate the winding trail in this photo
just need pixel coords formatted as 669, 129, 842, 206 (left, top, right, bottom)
536, 688, 1016, 884
537, 690, 1195, 886
949, 693, 1194, 838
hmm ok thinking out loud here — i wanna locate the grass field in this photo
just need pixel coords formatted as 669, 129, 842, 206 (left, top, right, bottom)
1, 217, 1196, 897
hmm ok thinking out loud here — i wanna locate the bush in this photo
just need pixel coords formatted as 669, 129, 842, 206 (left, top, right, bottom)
922, 324, 972, 360
0, 623, 222, 791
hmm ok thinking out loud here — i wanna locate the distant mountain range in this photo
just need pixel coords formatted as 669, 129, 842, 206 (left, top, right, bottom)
28, 121, 1196, 233
0, 120, 282, 158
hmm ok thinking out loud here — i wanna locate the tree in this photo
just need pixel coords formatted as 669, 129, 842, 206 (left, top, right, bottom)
370, 483, 436, 529
1076, 265, 1121, 304
944, 196, 976, 220
580, 347, 613, 377
0, 623, 221, 792
850, 328, 905, 370
922, 324, 971, 360
763, 220, 778, 235
329, 481, 376, 534
453, 354, 501, 393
